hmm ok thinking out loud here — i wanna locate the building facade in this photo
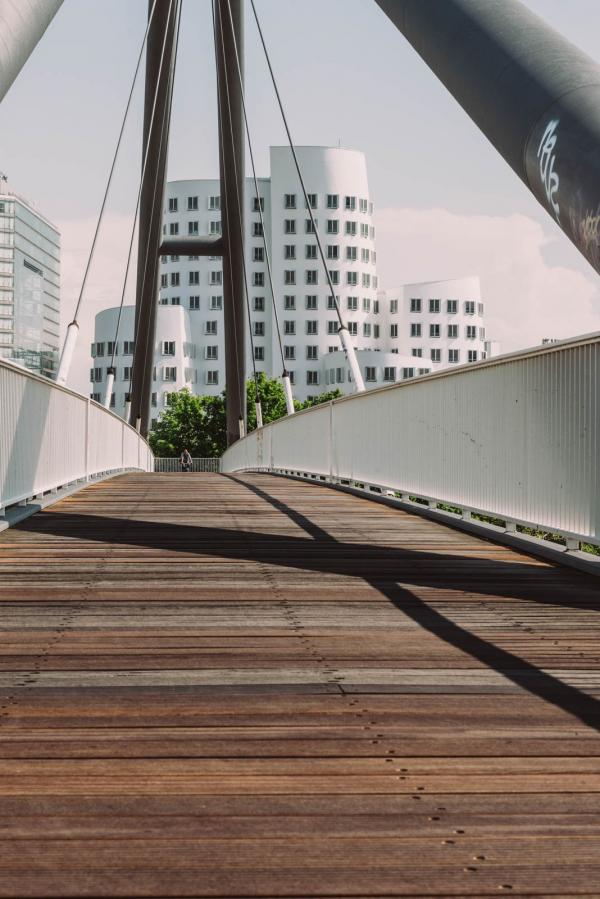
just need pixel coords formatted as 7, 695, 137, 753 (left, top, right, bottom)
91, 147, 496, 423
0, 181, 60, 378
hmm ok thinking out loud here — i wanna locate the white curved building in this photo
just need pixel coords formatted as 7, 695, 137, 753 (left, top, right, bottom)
91, 147, 497, 422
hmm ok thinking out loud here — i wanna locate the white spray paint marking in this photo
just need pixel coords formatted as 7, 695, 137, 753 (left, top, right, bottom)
537, 118, 561, 221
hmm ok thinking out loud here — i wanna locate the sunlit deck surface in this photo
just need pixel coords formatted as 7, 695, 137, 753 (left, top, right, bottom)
0, 472, 600, 897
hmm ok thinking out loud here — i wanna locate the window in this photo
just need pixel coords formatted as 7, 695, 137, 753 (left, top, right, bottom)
171, 255, 180, 262
361, 248, 370, 263
170, 297, 180, 306
345, 196, 357, 211
253, 296, 265, 312
390, 299, 398, 314
306, 370, 320, 385
252, 222, 263, 237
326, 194, 339, 209
306, 345, 318, 360
373, 324, 380, 338
168, 197, 178, 212
345, 221, 357, 236
327, 245, 339, 260
162, 341, 175, 356
306, 270, 318, 285
402, 368, 415, 380
305, 295, 318, 310
209, 220, 221, 235
205, 346, 218, 360
362, 273, 371, 288
284, 270, 296, 285
468, 350, 478, 362
253, 272, 265, 287
284, 345, 295, 360
326, 219, 339, 234
206, 370, 219, 385
346, 272, 358, 286
95, 342, 105, 357
106, 341, 117, 357
253, 322, 265, 337
284, 245, 296, 260
210, 295, 223, 310
410, 297, 421, 313
170, 273, 180, 287
410, 323, 422, 338
90, 392, 101, 402
464, 301, 476, 315
480, 327, 486, 339
254, 346, 265, 361
362, 297, 371, 312
188, 221, 199, 235
306, 193, 317, 209
431, 348, 441, 362
253, 247, 265, 262
449, 349, 460, 363
447, 324, 458, 339
347, 296, 358, 311
208, 195, 220, 210
329, 270, 340, 285
151, 392, 157, 407
123, 340, 134, 355
284, 193, 297, 209
346, 246, 357, 261
163, 366, 177, 381
430, 324, 441, 338
390, 324, 398, 338
284, 219, 296, 234
90, 367, 102, 383
305, 219, 317, 234
373, 300, 379, 314
447, 299, 458, 314
186, 196, 198, 212
336, 368, 345, 384
189, 271, 200, 285
363, 323, 371, 337
383, 367, 396, 382
360, 223, 369, 238
327, 295, 338, 310
189, 296, 200, 310
327, 321, 338, 335
160, 274, 168, 288
347, 322, 358, 336
159, 296, 168, 305
305, 244, 317, 259
169, 222, 179, 235
284, 295, 296, 310
466, 325, 477, 339
284, 320, 295, 335
210, 271, 222, 285
365, 366, 376, 382
205, 321, 218, 335
288, 371, 295, 385
252, 196, 264, 212
478, 302, 484, 316
359, 198, 368, 213
429, 298, 441, 313
306, 320, 318, 335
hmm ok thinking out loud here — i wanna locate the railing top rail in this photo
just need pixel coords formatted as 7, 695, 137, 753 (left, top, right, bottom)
0, 356, 151, 444
248, 330, 600, 428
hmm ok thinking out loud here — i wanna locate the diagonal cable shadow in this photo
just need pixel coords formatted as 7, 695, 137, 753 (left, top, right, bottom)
9, 473, 600, 730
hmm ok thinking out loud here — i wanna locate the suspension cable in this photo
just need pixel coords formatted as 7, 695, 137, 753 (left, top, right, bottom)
132, 0, 183, 427
213, 1, 261, 428
248, 0, 365, 392
223, 0, 288, 385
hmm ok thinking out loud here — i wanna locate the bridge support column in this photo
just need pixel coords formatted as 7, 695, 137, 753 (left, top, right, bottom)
215, 0, 246, 447
130, 0, 179, 436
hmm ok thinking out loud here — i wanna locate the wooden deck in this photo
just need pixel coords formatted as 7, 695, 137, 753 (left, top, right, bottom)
0, 471, 600, 897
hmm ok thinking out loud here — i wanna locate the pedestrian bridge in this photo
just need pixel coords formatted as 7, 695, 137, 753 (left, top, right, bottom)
1, 335, 600, 896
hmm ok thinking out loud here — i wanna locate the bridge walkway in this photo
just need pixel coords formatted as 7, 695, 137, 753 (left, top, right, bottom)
0, 471, 599, 897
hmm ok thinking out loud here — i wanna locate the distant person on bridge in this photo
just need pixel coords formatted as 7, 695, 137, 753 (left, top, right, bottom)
179, 448, 192, 472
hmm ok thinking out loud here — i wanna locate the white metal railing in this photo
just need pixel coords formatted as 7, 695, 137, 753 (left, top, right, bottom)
0, 358, 154, 514
154, 457, 221, 473
222, 333, 600, 553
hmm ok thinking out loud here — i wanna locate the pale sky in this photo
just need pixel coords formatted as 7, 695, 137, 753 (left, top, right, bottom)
1, 0, 599, 392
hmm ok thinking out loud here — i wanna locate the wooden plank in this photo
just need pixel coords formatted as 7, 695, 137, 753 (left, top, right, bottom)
0, 471, 599, 896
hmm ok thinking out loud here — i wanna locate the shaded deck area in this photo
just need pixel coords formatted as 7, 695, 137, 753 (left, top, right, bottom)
1, 471, 600, 896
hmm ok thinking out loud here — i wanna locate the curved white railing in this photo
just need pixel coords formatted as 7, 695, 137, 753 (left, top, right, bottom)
0, 358, 153, 514
223, 333, 600, 553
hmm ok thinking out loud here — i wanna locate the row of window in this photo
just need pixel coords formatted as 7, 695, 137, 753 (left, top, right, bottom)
282, 270, 377, 288
165, 194, 374, 215
283, 219, 374, 238
283, 244, 375, 263
91, 341, 135, 358
397, 324, 484, 339
394, 298, 484, 316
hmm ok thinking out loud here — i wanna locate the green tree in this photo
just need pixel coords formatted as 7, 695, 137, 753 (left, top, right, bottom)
149, 379, 345, 457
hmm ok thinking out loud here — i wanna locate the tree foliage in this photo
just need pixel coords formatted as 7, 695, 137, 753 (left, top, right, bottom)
149, 375, 343, 458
